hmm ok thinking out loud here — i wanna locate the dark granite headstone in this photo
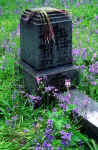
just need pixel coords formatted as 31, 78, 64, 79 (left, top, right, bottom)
20, 7, 72, 70
18, 7, 80, 94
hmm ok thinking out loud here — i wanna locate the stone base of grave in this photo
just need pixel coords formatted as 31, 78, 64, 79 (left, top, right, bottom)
15, 60, 80, 94
57, 89, 98, 142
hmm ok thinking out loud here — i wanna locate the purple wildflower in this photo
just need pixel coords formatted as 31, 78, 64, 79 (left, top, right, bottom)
76, 2, 80, 7
52, 108, 57, 112
11, 115, 18, 121
65, 124, 70, 129
7, 46, 10, 53
92, 53, 96, 60
72, 49, 81, 57
60, 0, 66, 5
13, 105, 16, 109
12, 42, 16, 48
44, 0, 49, 6
62, 92, 71, 104
73, 99, 79, 105
61, 139, 70, 147
25, 0, 30, 2
80, 65, 86, 69
95, 30, 98, 34
94, 62, 98, 73
57, 94, 65, 103
42, 142, 53, 150
39, 117, 43, 121
95, 16, 98, 20
61, 133, 72, 141
35, 143, 41, 150
47, 120, 53, 128
10, 31, 16, 40
24, 129, 29, 133
47, 143, 53, 150
18, 84, 22, 89
91, 81, 97, 85
60, 130, 72, 141
12, 90, 18, 101
42, 140, 48, 147
0, 65, 4, 71
45, 127, 52, 136
85, 0, 89, 3
36, 76, 42, 85
6, 120, 10, 125
29, 95, 36, 100
47, 135, 54, 142
89, 64, 95, 73
60, 130, 65, 135
7, 107, 11, 112
59, 103, 67, 112
29, 95, 41, 101
44, 86, 55, 92
14, 9, 20, 14
20, 90, 25, 94
72, 107, 81, 116
81, 48, 87, 59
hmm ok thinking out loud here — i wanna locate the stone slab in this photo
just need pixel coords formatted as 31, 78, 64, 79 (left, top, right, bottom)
15, 60, 80, 94
57, 89, 98, 141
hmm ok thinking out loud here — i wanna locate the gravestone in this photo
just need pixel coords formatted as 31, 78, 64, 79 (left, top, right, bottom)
15, 7, 97, 141
17, 7, 79, 94
20, 7, 72, 70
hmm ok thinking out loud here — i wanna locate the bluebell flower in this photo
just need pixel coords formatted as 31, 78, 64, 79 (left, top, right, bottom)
44, 0, 49, 6
61, 139, 70, 147
24, 129, 29, 133
45, 127, 52, 137
47, 120, 53, 127
42, 140, 48, 147
44, 86, 55, 92
11, 115, 18, 121
47, 135, 54, 142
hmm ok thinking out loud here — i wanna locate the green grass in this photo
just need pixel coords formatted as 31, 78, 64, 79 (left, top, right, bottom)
0, 0, 98, 149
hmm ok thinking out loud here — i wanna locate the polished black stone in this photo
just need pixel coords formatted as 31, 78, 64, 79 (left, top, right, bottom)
20, 8, 72, 70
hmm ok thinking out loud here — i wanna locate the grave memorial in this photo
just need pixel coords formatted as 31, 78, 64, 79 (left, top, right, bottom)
19, 7, 79, 94
15, 7, 98, 141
